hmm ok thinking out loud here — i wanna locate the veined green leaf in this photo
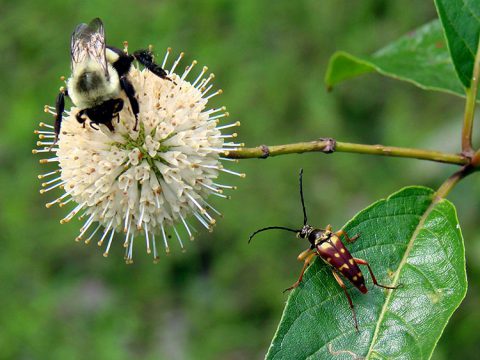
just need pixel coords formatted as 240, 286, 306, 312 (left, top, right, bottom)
434, 0, 480, 88
325, 21, 466, 98
266, 187, 466, 360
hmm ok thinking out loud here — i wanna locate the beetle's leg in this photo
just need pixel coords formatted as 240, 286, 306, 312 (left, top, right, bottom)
332, 270, 359, 332
133, 49, 171, 80
353, 258, 399, 289
297, 247, 315, 262
336, 230, 360, 243
283, 250, 317, 293
120, 76, 140, 131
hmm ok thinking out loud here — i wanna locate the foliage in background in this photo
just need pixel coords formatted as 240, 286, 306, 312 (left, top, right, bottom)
1, 0, 480, 359
268, 2, 480, 357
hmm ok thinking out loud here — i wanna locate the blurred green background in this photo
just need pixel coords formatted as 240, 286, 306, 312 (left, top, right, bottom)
1, 0, 479, 359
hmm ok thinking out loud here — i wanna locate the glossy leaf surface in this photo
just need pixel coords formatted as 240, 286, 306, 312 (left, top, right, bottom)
325, 21, 466, 98
434, 0, 480, 88
266, 187, 466, 360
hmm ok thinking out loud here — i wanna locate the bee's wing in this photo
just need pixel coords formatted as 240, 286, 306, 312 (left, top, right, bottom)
70, 18, 108, 77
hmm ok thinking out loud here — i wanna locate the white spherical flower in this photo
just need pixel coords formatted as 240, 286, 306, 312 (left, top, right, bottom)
34, 49, 244, 263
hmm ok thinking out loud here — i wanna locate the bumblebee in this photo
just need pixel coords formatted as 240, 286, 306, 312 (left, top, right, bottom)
54, 18, 170, 141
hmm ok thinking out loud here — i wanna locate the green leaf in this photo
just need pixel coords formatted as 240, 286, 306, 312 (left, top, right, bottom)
434, 0, 480, 88
266, 187, 466, 360
325, 20, 466, 98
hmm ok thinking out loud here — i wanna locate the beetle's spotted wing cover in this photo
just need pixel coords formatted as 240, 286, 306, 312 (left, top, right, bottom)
70, 18, 108, 77
316, 237, 367, 293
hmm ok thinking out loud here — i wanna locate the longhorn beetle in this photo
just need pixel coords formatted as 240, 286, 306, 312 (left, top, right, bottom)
248, 169, 399, 331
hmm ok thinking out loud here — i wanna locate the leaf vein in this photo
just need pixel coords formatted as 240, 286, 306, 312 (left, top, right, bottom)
365, 198, 437, 359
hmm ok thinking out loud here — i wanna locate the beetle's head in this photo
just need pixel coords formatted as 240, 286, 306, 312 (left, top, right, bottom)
297, 224, 313, 240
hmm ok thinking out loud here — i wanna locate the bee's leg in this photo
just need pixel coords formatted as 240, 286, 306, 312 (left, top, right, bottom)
353, 258, 399, 290
120, 77, 140, 131
107, 46, 134, 77
75, 110, 87, 128
336, 230, 360, 243
89, 122, 99, 131
332, 270, 359, 332
54, 90, 66, 143
133, 49, 171, 81
103, 120, 115, 132
283, 250, 317, 293
110, 98, 124, 127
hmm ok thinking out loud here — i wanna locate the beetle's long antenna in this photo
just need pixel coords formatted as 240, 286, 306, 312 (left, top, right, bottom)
299, 168, 308, 225
248, 226, 300, 243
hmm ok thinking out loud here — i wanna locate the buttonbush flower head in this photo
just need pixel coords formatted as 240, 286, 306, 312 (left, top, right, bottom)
34, 48, 244, 263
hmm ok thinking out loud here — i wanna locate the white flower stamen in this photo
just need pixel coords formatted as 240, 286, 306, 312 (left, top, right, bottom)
192, 66, 208, 87
160, 224, 169, 253
172, 225, 185, 251
41, 176, 63, 187
35, 48, 242, 262
98, 219, 113, 247
201, 198, 222, 217
152, 232, 159, 261
210, 192, 230, 199
144, 222, 151, 254
85, 224, 102, 245
39, 122, 54, 129
216, 121, 240, 130
181, 60, 198, 81
170, 52, 184, 74
77, 212, 97, 240
205, 89, 223, 100
179, 213, 194, 241
59, 197, 74, 208
103, 228, 116, 257
192, 211, 210, 231
203, 106, 226, 116
161, 47, 171, 69
201, 85, 214, 99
